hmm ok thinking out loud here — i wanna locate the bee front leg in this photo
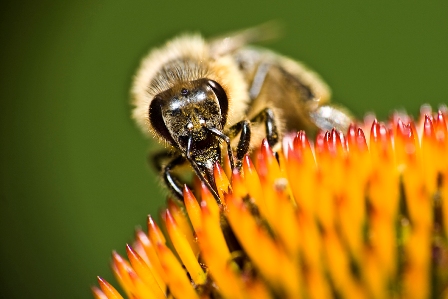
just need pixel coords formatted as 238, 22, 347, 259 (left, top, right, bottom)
226, 120, 251, 169
250, 108, 279, 147
152, 151, 187, 201
227, 108, 279, 168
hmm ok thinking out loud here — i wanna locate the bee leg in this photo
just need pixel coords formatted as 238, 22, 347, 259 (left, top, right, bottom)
250, 108, 279, 147
309, 104, 353, 133
152, 151, 187, 201
226, 120, 251, 169
251, 108, 281, 163
164, 156, 189, 201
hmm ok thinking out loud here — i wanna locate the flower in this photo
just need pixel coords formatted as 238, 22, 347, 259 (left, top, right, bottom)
93, 107, 448, 299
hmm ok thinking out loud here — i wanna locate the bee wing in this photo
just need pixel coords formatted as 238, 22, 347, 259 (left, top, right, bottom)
209, 21, 282, 57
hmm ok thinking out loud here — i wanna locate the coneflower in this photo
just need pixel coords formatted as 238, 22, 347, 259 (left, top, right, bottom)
93, 107, 448, 299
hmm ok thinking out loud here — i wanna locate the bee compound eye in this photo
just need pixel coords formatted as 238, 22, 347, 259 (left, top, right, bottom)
207, 80, 228, 127
181, 88, 189, 95
149, 95, 176, 146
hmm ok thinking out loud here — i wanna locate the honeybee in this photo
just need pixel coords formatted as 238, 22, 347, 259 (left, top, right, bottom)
131, 24, 353, 203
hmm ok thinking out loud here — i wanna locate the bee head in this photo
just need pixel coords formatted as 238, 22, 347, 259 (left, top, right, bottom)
149, 79, 228, 160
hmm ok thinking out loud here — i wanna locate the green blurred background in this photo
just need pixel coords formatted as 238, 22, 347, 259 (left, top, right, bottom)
1, 1, 447, 298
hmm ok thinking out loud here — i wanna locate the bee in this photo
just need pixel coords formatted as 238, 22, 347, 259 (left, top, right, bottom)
131, 24, 353, 203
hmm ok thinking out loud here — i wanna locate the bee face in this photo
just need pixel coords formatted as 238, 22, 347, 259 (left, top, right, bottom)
149, 78, 228, 163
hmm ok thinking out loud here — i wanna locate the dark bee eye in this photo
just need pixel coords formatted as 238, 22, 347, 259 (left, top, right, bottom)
207, 80, 228, 127
149, 95, 176, 146
181, 88, 189, 95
